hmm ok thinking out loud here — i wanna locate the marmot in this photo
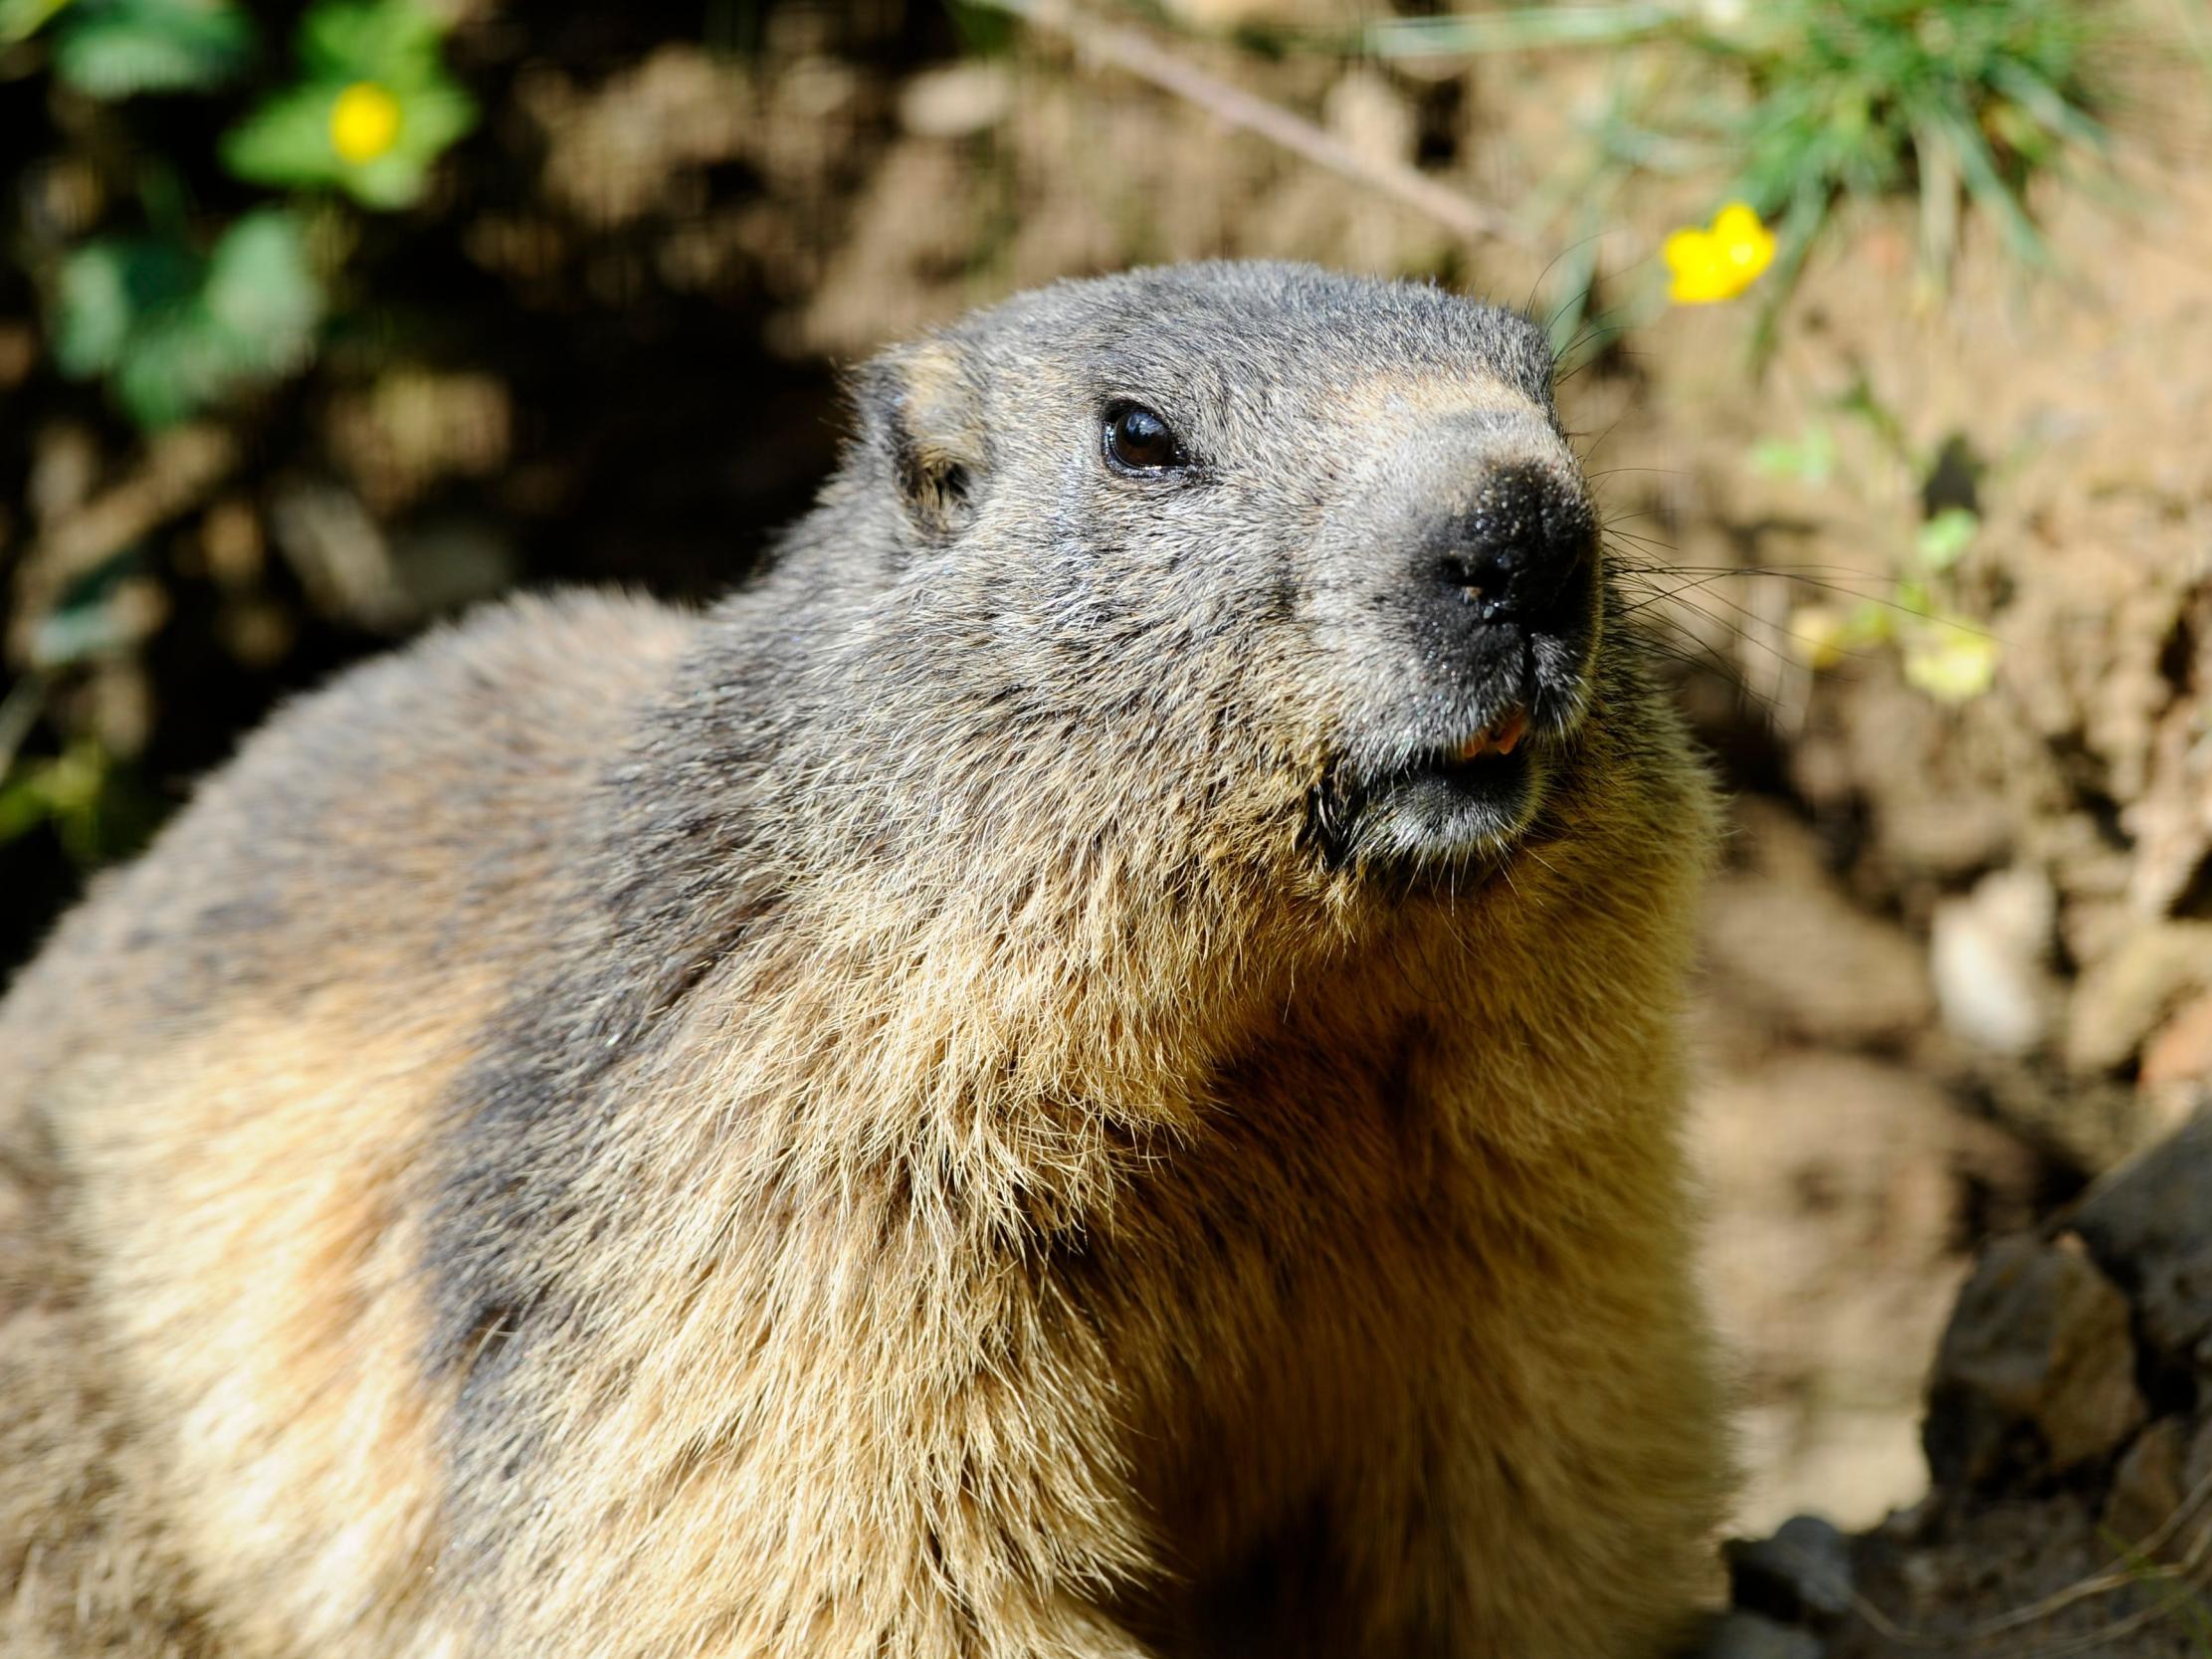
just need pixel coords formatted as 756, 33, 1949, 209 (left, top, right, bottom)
0, 262, 1728, 1659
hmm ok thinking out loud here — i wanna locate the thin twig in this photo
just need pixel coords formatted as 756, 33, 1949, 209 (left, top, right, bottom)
11, 425, 237, 664
973, 0, 1528, 248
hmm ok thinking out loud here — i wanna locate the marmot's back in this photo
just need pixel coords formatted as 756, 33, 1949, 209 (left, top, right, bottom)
1, 591, 697, 1659
4, 591, 699, 1078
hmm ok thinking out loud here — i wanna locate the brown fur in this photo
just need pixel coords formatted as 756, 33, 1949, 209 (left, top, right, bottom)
0, 264, 1730, 1658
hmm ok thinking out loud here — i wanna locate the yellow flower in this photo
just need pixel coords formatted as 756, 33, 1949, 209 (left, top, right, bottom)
329, 82, 403, 165
1664, 201, 1776, 305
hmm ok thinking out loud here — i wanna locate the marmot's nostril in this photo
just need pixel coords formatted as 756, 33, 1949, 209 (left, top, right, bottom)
1435, 544, 1523, 622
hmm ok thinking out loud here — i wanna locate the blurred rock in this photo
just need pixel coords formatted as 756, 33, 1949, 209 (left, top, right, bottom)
2071, 1109, 2212, 1373
2102, 1416, 2184, 1544
899, 62, 1013, 140
2140, 991, 2212, 1089
1703, 806, 1934, 1049
27, 423, 98, 526
0, 320, 36, 391
388, 519, 520, 619
327, 368, 512, 518
198, 497, 265, 588
1970, 1059, 2145, 1175
1726, 1514, 1855, 1626
267, 484, 410, 634
1874, 793, 2013, 883
1157, 0, 1360, 24
2185, 1412, 2212, 1500
2066, 921, 2212, 1074
2125, 675, 2212, 918
1695, 827, 2043, 1532
523, 47, 757, 229
1809, 1114, 2212, 1656
1321, 69, 1416, 170
1929, 866, 2056, 1056
1700, 1611, 1825, 1659
1923, 1232, 2145, 1488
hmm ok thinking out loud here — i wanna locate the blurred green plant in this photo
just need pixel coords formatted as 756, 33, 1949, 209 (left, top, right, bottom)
33, 0, 256, 96
0, 661, 159, 865
17, 0, 472, 425
55, 209, 322, 426
1357, 0, 2110, 333
1755, 392, 1999, 704
0, 739, 160, 865
224, 0, 476, 208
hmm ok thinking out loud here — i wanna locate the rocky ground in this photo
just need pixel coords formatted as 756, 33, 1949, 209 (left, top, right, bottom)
1709, 1110, 2212, 1658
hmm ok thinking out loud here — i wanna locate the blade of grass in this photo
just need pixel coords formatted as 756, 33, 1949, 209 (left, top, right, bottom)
1916, 96, 2050, 268
1988, 59, 2110, 153
1914, 115, 1960, 284
1360, 2, 1679, 58
1746, 182, 1826, 367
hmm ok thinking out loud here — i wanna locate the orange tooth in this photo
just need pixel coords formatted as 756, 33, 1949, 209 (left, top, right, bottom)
1456, 729, 1491, 762
1493, 711, 1528, 755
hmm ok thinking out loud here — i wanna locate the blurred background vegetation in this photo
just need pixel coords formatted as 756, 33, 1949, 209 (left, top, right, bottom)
5, 0, 2212, 1643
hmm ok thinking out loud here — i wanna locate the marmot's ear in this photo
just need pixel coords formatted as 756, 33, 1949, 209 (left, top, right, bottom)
855, 339, 987, 540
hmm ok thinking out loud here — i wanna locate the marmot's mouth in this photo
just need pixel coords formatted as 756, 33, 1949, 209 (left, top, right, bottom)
1312, 704, 1550, 872
1447, 706, 1528, 763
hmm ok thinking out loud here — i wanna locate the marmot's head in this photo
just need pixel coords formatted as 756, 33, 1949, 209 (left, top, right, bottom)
740, 261, 1687, 1002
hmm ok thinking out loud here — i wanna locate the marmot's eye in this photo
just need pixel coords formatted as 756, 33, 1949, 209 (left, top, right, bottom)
1103, 402, 1187, 474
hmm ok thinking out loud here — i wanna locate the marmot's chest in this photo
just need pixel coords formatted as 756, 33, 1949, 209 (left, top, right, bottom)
1074, 1058, 1476, 1556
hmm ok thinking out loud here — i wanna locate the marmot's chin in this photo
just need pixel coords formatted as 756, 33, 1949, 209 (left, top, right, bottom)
1376, 747, 1547, 864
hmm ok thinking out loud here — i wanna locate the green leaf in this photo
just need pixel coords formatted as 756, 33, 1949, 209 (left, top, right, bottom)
1362, 3, 1676, 56
0, 0, 74, 46
221, 84, 344, 184
111, 311, 231, 425
32, 577, 149, 666
1748, 423, 1837, 486
51, 0, 254, 97
202, 210, 322, 371
298, 0, 445, 84
49, 215, 322, 427
52, 244, 136, 376
337, 149, 432, 209
52, 235, 196, 376
1987, 58, 2108, 154
386, 78, 473, 155
1915, 507, 1980, 571
1920, 98, 2049, 268
0, 769, 62, 848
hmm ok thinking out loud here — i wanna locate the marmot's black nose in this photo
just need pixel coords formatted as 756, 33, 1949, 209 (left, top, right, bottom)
1424, 464, 1596, 635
